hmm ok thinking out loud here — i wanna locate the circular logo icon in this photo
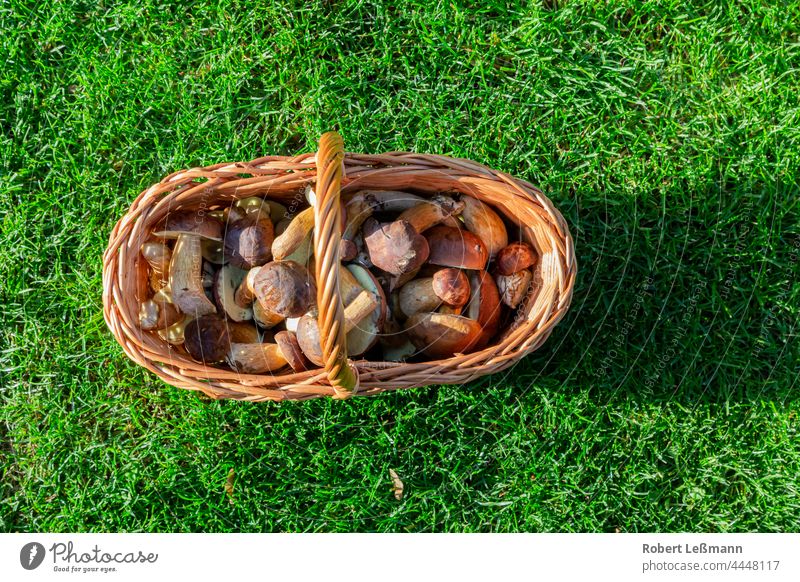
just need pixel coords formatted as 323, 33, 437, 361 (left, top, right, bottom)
20, 542, 46, 570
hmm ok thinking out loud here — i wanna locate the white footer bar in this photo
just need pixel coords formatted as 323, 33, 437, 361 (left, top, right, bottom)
1, 533, 797, 581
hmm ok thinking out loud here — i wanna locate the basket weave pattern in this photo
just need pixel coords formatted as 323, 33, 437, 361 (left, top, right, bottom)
102, 134, 577, 401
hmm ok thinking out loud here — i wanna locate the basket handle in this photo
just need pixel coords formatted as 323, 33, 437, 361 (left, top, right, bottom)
313, 132, 358, 398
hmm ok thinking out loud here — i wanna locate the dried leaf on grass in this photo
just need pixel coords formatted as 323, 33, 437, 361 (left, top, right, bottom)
224, 468, 235, 504
389, 469, 404, 500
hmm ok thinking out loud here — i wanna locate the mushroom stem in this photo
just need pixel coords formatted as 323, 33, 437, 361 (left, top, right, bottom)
395, 195, 464, 233
343, 289, 379, 333
272, 206, 315, 260
169, 234, 217, 316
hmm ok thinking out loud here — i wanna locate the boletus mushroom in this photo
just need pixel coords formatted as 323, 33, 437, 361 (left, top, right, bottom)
228, 342, 288, 374
397, 268, 470, 318
404, 312, 482, 358
363, 217, 430, 276
425, 226, 488, 270
495, 242, 538, 276
466, 270, 502, 350
459, 195, 508, 257
496, 268, 533, 309
223, 211, 274, 269
139, 290, 182, 331
153, 211, 223, 317
296, 289, 380, 366
141, 241, 172, 292
183, 314, 230, 364
213, 265, 253, 322
274, 330, 309, 372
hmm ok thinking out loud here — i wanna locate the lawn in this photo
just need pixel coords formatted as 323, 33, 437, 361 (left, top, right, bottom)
1, 0, 799, 532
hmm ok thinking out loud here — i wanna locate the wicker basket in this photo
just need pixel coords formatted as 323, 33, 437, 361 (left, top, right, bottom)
102, 133, 576, 401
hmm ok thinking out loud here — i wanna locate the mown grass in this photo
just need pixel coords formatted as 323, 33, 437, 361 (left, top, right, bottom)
1, 0, 798, 532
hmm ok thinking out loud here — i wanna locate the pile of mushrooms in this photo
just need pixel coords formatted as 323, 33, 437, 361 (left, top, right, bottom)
137, 189, 539, 371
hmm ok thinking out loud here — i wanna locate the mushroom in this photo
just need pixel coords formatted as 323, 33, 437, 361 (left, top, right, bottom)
343, 264, 387, 357
459, 195, 508, 257
251, 260, 317, 320
183, 314, 230, 364
404, 312, 482, 358
213, 265, 253, 322
296, 289, 379, 366
397, 268, 470, 318
425, 226, 488, 270
153, 212, 222, 317
495, 242, 538, 276
223, 212, 274, 269
253, 299, 284, 329
227, 321, 261, 344
379, 317, 417, 362
274, 330, 310, 372
339, 190, 427, 260
141, 242, 172, 291
394, 195, 464, 234
496, 268, 533, 309
228, 342, 288, 374
272, 206, 314, 261
158, 314, 194, 345
138, 291, 182, 331
465, 270, 502, 350
363, 217, 430, 276
234, 197, 287, 223
360, 195, 465, 274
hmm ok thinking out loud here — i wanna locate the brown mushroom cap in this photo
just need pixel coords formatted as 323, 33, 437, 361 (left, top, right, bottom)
153, 211, 223, 240
404, 312, 482, 358
495, 242, 538, 276
184, 314, 230, 363
425, 226, 488, 270
252, 260, 316, 318
274, 330, 309, 372
363, 218, 430, 276
223, 213, 274, 269
460, 195, 508, 257
432, 268, 471, 307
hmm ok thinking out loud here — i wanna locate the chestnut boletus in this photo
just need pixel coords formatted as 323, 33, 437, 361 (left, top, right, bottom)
405, 312, 482, 358
363, 218, 430, 276
495, 242, 538, 276
252, 260, 317, 319
184, 315, 230, 364
425, 226, 488, 270
223, 212, 274, 269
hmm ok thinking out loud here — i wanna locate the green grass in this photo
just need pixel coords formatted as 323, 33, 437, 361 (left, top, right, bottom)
1, 0, 799, 532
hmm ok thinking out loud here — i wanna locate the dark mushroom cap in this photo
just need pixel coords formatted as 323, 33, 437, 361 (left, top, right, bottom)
495, 242, 537, 276
252, 260, 317, 318
223, 213, 274, 269
183, 314, 230, 364
432, 268, 471, 307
